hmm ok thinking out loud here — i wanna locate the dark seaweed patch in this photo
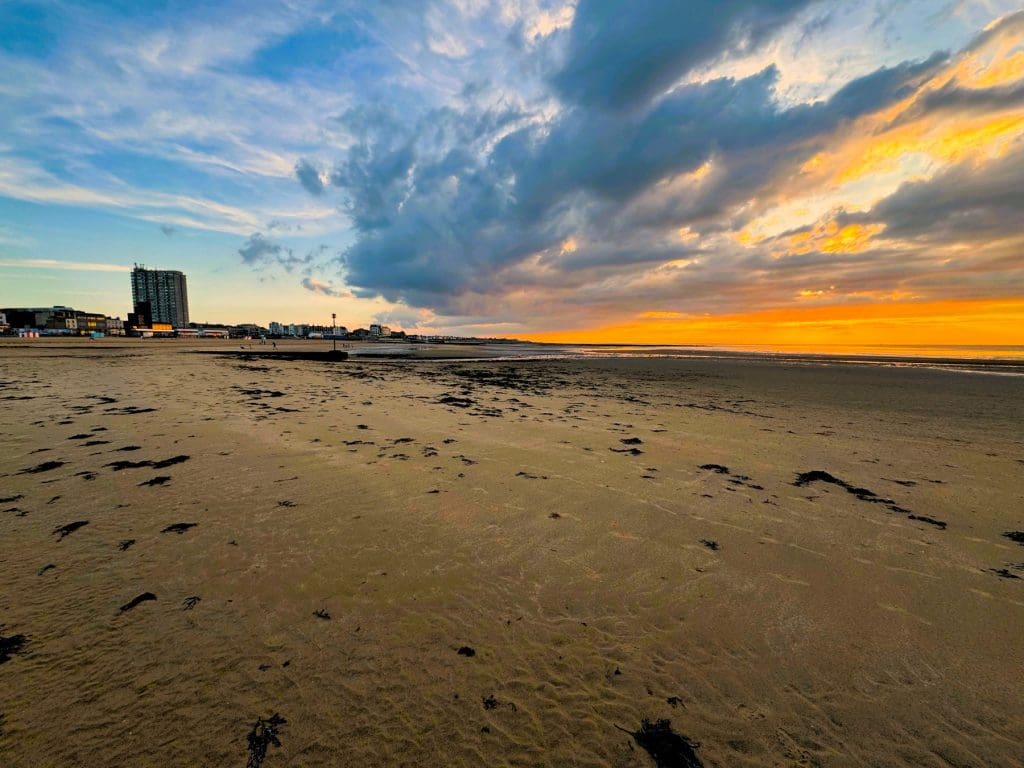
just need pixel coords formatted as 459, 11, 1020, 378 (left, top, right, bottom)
619, 719, 703, 768
237, 389, 284, 397
793, 470, 887, 502
106, 455, 189, 471
20, 461, 65, 474
794, 470, 945, 530
53, 520, 88, 540
515, 471, 548, 480
457, 646, 476, 657
106, 460, 151, 471
439, 395, 475, 408
139, 476, 171, 486
989, 568, 1020, 580
144, 456, 178, 469
161, 523, 197, 534
0, 633, 28, 665
698, 464, 730, 474
246, 713, 286, 768
1004, 531, 1024, 545
119, 592, 157, 612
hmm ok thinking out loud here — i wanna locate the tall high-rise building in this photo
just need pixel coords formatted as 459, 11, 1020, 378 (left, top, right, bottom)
130, 265, 189, 327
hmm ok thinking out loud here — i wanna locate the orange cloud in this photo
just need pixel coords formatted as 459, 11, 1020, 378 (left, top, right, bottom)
821, 21, 1024, 186
782, 219, 885, 255
746, 22, 1024, 244
827, 113, 1024, 186
943, 19, 1024, 90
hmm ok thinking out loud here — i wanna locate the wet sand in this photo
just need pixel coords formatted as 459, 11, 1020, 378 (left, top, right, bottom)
1, 339, 1022, 767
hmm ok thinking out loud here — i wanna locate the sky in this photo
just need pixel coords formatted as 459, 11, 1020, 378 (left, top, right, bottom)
1, 0, 1023, 344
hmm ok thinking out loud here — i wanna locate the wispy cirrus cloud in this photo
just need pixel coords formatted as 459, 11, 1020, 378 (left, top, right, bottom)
301, 276, 350, 298
0, 259, 131, 272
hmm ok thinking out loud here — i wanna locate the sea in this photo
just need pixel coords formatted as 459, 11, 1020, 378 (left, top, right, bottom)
347, 343, 1024, 375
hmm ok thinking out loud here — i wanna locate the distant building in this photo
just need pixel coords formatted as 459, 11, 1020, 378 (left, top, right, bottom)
131, 265, 189, 328
1, 306, 116, 336
268, 320, 351, 338
70, 310, 108, 334
369, 324, 391, 337
232, 323, 264, 338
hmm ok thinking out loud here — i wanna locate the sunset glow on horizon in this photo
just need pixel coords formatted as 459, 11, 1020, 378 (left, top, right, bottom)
1, 1, 1023, 345
524, 298, 1024, 348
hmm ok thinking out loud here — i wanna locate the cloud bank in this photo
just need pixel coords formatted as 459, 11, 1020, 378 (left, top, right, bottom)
295, 5, 1024, 331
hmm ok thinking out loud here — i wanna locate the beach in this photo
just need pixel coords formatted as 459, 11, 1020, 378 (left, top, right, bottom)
1, 339, 1022, 767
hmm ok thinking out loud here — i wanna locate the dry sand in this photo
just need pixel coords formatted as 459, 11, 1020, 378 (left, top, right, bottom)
1, 338, 1022, 767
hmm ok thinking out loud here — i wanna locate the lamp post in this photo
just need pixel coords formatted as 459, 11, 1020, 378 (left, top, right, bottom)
331, 313, 337, 353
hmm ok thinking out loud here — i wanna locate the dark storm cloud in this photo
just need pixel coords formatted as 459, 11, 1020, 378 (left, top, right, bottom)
291, 7, 1022, 318
295, 158, 326, 196
238, 234, 325, 274
238, 232, 287, 264
550, 0, 819, 112
326, 56, 942, 311
898, 78, 1024, 121
849, 140, 1024, 243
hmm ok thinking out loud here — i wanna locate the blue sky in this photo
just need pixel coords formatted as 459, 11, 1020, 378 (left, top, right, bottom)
1, 0, 1022, 336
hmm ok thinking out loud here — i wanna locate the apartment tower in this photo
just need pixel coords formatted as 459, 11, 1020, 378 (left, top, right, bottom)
130, 264, 190, 328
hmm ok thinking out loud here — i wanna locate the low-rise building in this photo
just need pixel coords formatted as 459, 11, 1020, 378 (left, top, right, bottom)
1, 306, 115, 336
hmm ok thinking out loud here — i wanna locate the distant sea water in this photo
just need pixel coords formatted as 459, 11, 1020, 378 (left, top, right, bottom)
350, 342, 1024, 375
535, 343, 1024, 375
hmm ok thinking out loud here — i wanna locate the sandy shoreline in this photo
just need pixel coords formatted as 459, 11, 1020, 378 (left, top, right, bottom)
1, 341, 1022, 766
6, 337, 1024, 371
